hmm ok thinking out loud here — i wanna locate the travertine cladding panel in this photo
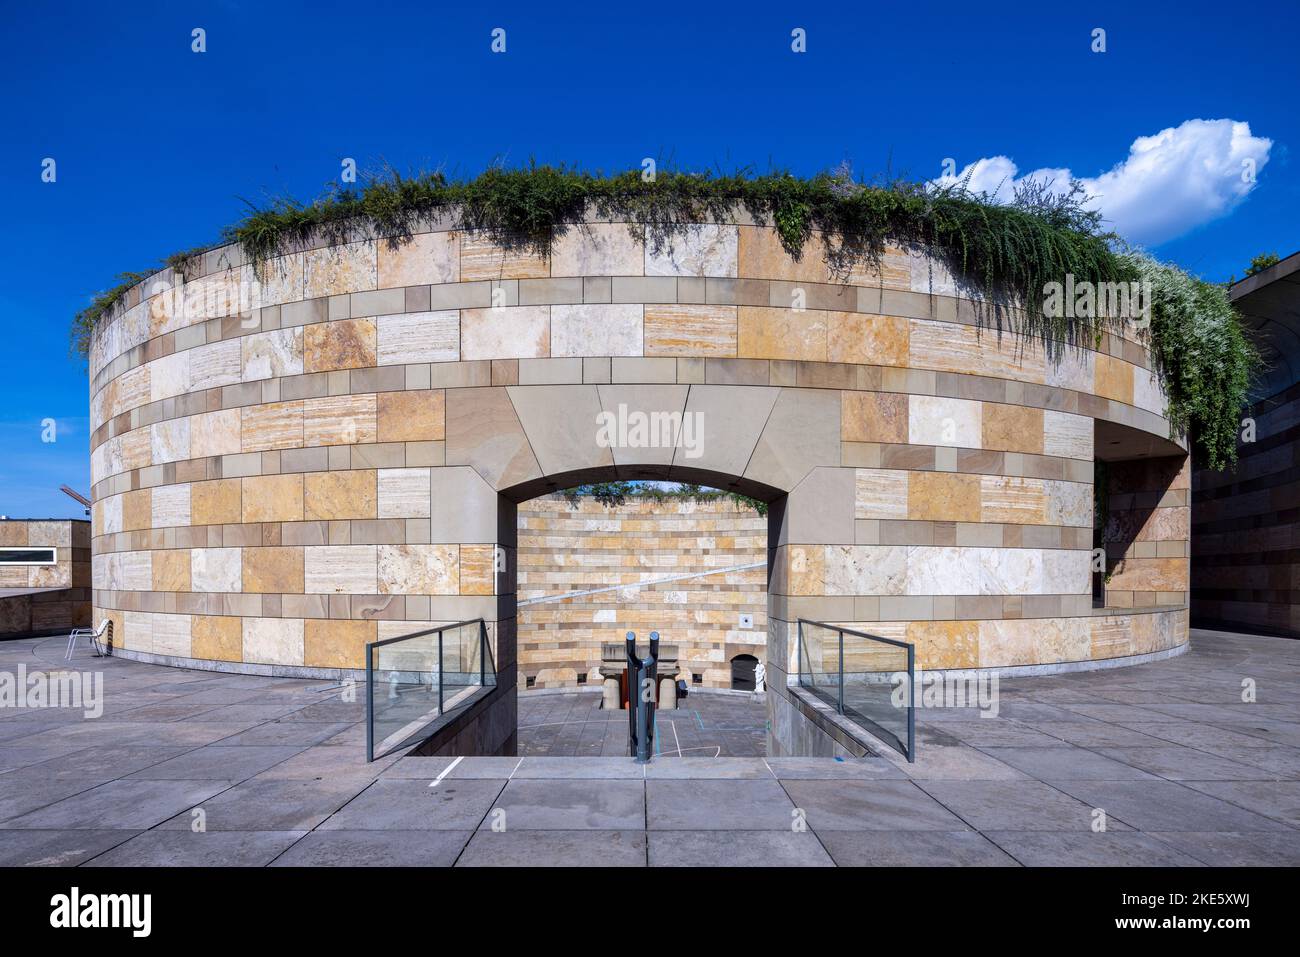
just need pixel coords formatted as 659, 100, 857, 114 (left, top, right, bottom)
1192, 380, 1300, 637
87, 215, 1188, 678
0, 520, 92, 636
517, 496, 766, 689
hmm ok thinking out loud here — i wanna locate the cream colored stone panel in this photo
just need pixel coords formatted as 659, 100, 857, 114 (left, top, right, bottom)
378, 468, 432, 518
191, 408, 243, 458
152, 613, 192, 658
460, 232, 549, 280
1042, 410, 1094, 460
149, 350, 190, 402
150, 416, 191, 465
242, 400, 305, 452
643, 305, 737, 357
377, 311, 460, 365
461, 306, 550, 360
644, 224, 738, 277
242, 327, 304, 381
1043, 549, 1091, 594
1045, 480, 1093, 528
303, 394, 377, 447
151, 483, 191, 528
192, 547, 242, 592
855, 469, 909, 519
101, 495, 123, 535
123, 610, 155, 654
1133, 367, 1167, 417
243, 617, 305, 666
551, 223, 644, 277
118, 552, 153, 591
377, 231, 460, 288
305, 240, 377, 299
979, 547, 1043, 595
377, 544, 459, 595
907, 546, 980, 595
305, 545, 378, 594
190, 339, 243, 391
117, 364, 151, 414
908, 395, 982, 449
1045, 348, 1094, 392
979, 475, 1047, 525
823, 545, 907, 596
551, 304, 643, 357
254, 254, 305, 307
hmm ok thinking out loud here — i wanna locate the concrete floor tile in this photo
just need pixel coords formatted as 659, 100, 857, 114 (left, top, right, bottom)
1049, 780, 1293, 832
647, 779, 794, 830
818, 830, 1017, 866
0, 829, 140, 866
982, 830, 1207, 866
482, 779, 645, 829
83, 829, 307, 866
648, 830, 832, 867
320, 778, 505, 830
271, 830, 471, 866
783, 779, 970, 830
460, 829, 647, 866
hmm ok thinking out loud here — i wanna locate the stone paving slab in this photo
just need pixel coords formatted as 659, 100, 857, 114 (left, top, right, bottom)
1, 629, 1298, 866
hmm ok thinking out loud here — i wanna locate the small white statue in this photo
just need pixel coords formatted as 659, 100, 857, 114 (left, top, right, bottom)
754, 660, 766, 693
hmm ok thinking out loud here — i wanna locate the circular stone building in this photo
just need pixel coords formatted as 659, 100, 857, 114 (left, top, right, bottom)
87, 212, 1190, 755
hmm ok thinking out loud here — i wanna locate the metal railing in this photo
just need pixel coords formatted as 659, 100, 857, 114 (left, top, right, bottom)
797, 619, 915, 762
365, 618, 496, 761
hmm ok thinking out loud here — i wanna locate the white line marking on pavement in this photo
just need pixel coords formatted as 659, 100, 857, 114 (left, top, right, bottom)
428, 755, 463, 788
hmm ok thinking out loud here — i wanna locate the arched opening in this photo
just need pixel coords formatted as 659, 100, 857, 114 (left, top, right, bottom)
729, 653, 759, 691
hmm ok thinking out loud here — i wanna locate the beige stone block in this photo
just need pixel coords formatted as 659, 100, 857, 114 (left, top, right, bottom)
737, 225, 828, 282
459, 544, 496, 595
192, 615, 242, 661
152, 549, 191, 591
191, 409, 243, 458
1044, 479, 1093, 528
908, 620, 979, 669
737, 306, 827, 362
979, 547, 1043, 595
151, 483, 191, 528
677, 385, 780, 481
255, 254, 305, 307
507, 385, 615, 476
150, 417, 191, 465
1043, 548, 1090, 594
304, 618, 377, 669
304, 318, 377, 372
786, 545, 827, 596
908, 471, 980, 522
242, 327, 304, 381
243, 617, 305, 666
460, 232, 549, 281
377, 231, 459, 288
979, 475, 1046, 525
122, 489, 152, 532
842, 392, 908, 444
241, 473, 304, 523
551, 304, 643, 357
906, 545, 980, 595
828, 313, 909, 367
189, 339, 242, 391
644, 304, 737, 357
1094, 353, 1134, 405
377, 543, 458, 595
192, 547, 242, 592
304, 469, 377, 521
305, 544, 377, 594
908, 319, 1045, 383
192, 478, 242, 525
243, 546, 305, 593
854, 469, 909, 520
461, 306, 550, 360
241, 400, 304, 451
305, 240, 377, 299
746, 388, 841, 491
1042, 410, 1093, 461
377, 311, 459, 365
378, 467, 431, 518
825, 544, 907, 596
444, 388, 542, 490
551, 223, 644, 277
377, 390, 445, 443
982, 403, 1044, 455
908, 395, 982, 449
592, 384, 690, 469
152, 613, 192, 657
303, 393, 377, 447
644, 224, 737, 277
149, 350, 191, 403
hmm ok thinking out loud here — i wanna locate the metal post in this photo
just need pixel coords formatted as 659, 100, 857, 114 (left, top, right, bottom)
638, 631, 659, 762
479, 621, 485, 687
437, 627, 444, 715
625, 632, 638, 757
837, 627, 845, 715
797, 619, 803, 689
365, 645, 374, 763
906, 643, 916, 763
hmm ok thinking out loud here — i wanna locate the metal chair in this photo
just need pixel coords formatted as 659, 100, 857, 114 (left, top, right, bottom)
66, 618, 110, 660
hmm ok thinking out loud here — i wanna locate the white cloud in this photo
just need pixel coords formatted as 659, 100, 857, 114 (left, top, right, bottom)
931, 119, 1272, 246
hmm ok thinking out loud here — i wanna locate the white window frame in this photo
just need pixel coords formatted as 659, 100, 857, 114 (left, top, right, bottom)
0, 546, 58, 566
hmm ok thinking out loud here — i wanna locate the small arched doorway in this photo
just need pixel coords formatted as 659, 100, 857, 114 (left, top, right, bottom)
730, 653, 759, 691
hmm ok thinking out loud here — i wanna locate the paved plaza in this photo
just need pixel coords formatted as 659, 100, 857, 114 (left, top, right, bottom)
0, 629, 1297, 866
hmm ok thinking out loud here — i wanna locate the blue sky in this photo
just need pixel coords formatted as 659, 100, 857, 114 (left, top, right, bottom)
1, 0, 1295, 518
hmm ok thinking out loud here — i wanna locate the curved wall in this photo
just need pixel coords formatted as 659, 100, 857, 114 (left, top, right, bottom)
87, 215, 1189, 703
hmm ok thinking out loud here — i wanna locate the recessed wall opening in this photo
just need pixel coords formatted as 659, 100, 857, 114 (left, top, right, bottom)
513, 480, 771, 758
